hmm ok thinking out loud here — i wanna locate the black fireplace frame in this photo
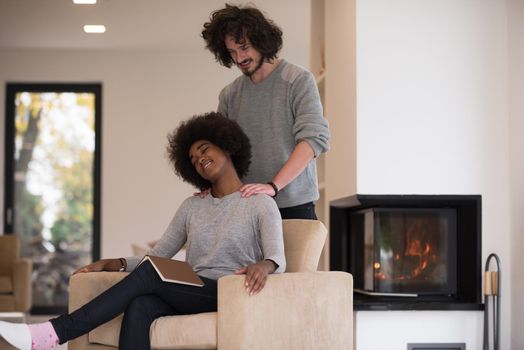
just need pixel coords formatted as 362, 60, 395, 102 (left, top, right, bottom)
330, 194, 483, 311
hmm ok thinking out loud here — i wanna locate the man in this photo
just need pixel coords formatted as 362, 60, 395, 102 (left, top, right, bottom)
202, 3, 329, 220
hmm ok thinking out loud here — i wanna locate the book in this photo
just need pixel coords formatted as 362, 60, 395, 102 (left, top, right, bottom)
137, 255, 204, 287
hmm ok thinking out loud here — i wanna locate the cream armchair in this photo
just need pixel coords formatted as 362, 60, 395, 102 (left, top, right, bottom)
68, 220, 353, 350
0, 235, 32, 313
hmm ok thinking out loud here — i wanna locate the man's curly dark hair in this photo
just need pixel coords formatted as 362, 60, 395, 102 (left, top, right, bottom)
167, 112, 252, 190
201, 3, 283, 68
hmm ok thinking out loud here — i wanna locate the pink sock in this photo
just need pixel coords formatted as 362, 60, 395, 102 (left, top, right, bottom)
28, 322, 59, 350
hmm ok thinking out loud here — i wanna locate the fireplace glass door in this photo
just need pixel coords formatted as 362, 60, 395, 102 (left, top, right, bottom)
352, 208, 457, 296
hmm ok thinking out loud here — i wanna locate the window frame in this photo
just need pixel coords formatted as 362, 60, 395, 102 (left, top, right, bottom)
3, 82, 102, 312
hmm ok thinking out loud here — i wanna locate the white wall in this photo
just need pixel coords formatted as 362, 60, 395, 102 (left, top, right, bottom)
509, 0, 524, 349
355, 0, 511, 348
0, 1, 310, 258
355, 311, 483, 349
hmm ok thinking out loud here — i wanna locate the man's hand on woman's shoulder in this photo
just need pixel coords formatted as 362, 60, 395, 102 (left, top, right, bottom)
240, 183, 276, 198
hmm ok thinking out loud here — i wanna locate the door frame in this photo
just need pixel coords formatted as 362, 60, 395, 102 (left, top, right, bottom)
3, 82, 102, 313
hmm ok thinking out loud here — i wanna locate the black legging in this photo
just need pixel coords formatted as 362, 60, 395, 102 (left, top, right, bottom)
279, 201, 317, 220
50, 261, 217, 349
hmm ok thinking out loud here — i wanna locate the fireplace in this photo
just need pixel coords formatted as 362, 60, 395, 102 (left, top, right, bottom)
352, 207, 457, 296
330, 194, 482, 310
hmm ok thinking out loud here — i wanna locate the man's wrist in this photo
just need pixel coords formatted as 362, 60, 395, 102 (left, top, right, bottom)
267, 182, 279, 197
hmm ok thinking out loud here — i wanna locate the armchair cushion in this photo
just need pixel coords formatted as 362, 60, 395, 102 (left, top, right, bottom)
89, 312, 217, 349
282, 219, 327, 272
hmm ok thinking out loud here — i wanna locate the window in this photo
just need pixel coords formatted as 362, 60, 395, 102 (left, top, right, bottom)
4, 83, 101, 314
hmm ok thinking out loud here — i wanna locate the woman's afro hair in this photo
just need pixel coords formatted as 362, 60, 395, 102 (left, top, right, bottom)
167, 112, 251, 190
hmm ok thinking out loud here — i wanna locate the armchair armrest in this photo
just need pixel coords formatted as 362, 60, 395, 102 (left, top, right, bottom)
217, 271, 353, 350
13, 258, 32, 312
68, 272, 128, 350
69, 272, 128, 312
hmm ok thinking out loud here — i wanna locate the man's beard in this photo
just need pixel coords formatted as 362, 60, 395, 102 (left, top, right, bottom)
240, 57, 264, 77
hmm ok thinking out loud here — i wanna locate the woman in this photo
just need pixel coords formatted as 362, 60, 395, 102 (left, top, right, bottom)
0, 112, 285, 350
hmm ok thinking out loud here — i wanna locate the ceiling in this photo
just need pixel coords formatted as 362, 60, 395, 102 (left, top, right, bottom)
0, 0, 302, 51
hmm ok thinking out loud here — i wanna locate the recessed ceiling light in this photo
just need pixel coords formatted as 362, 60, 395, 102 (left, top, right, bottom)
83, 25, 106, 34
73, 0, 97, 4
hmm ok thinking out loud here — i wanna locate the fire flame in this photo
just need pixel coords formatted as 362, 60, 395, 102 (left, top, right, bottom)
404, 219, 433, 278
374, 218, 439, 282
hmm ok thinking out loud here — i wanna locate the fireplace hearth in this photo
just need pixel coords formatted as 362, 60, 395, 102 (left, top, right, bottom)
330, 194, 483, 310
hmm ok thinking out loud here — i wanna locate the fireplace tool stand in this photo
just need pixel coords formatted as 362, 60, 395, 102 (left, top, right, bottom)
483, 253, 500, 350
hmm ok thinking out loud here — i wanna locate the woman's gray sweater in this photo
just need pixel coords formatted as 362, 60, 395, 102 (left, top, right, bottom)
125, 192, 286, 280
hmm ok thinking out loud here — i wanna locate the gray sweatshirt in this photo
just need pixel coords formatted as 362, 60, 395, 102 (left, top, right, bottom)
218, 60, 330, 208
126, 192, 286, 280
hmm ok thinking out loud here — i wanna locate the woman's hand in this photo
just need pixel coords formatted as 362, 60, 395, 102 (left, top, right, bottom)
240, 183, 276, 198
73, 259, 121, 275
235, 260, 277, 295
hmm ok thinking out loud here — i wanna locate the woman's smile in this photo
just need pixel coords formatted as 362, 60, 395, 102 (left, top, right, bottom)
200, 158, 213, 171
